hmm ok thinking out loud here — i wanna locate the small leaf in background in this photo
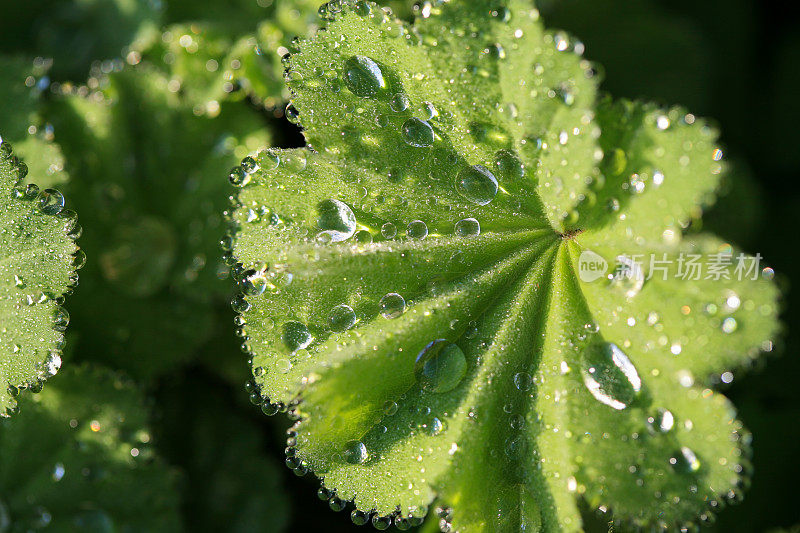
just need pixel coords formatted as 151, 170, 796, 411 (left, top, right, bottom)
44, 64, 270, 378
0, 365, 180, 531
0, 57, 68, 189
228, 1, 780, 530
0, 144, 81, 416
0, 0, 162, 81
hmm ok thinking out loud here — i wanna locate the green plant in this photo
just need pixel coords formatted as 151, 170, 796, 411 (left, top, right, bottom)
228, 0, 779, 530
0, 145, 80, 416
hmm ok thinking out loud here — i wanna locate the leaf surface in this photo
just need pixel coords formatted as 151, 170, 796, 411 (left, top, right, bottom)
0, 144, 79, 416
0, 365, 180, 531
229, 1, 780, 530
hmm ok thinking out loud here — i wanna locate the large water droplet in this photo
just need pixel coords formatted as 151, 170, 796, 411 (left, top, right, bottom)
329, 304, 357, 332
343, 440, 368, 464
401, 118, 434, 147
283, 321, 313, 352
456, 165, 498, 205
455, 218, 480, 237
37, 189, 65, 215
379, 292, 405, 319
494, 149, 525, 181
414, 339, 467, 393
343, 56, 386, 98
610, 255, 644, 298
317, 199, 356, 242
407, 220, 428, 240
581, 341, 641, 410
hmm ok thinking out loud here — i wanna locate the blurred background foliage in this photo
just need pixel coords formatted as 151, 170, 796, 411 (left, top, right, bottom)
0, 0, 797, 531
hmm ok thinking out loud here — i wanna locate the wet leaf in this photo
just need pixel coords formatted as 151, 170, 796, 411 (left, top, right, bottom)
0, 143, 79, 416
45, 64, 269, 378
228, 0, 778, 531
0, 365, 180, 530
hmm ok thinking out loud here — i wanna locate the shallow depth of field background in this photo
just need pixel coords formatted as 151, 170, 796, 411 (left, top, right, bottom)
1, 0, 798, 531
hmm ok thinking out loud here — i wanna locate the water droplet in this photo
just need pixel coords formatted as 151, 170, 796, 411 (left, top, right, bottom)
37, 189, 65, 215
317, 199, 357, 242
721, 317, 738, 334
343, 440, 368, 464
329, 304, 357, 332
455, 218, 480, 237
241, 269, 268, 296
428, 417, 444, 435
671, 446, 701, 473
285, 103, 300, 124
494, 149, 525, 181
229, 166, 250, 187
610, 255, 644, 298
407, 220, 428, 240
343, 56, 386, 98
581, 342, 641, 410
401, 117, 434, 147
379, 292, 405, 319
53, 307, 70, 332
414, 340, 467, 393
283, 321, 313, 352
231, 294, 250, 313
390, 93, 410, 112
380, 222, 397, 239
383, 400, 398, 415
456, 165, 498, 205
513, 372, 533, 391
351, 509, 370, 525
649, 409, 675, 433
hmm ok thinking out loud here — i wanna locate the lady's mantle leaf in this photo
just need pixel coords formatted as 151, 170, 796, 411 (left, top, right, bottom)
0, 365, 180, 531
228, 1, 780, 530
45, 64, 269, 378
0, 143, 80, 417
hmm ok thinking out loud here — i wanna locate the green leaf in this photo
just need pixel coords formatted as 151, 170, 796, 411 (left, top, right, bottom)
0, 364, 180, 531
44, 63, 270, 378
135, 0, 324, 110
0, 143, 79, 417
0, 56, 68, 189
228, 0, 780, 530
0, 0, 161, 81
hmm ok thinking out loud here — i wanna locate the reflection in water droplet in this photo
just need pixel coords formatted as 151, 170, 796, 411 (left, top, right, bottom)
283, 321, 313, 352
455, 218, 480, 237
343, 56, 386, 98
649, 408, 675, 433
316, 199, 357, 242
456, 165, 498, 206
379, 292, 405, 319
401, 118, 434, 147
407, 220, 428, 240
380, 222, 397, 239
343, 440, 368, 464
610, 255, 644, 298
414, 339, 467, 393
390, 93, 410, 112
37, 189, 65, 215
494, 149, 525, 181
513, 372, 532, 391
329, 304, 357, 332
383, 400, 398, 416
581, 341, 641, 410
